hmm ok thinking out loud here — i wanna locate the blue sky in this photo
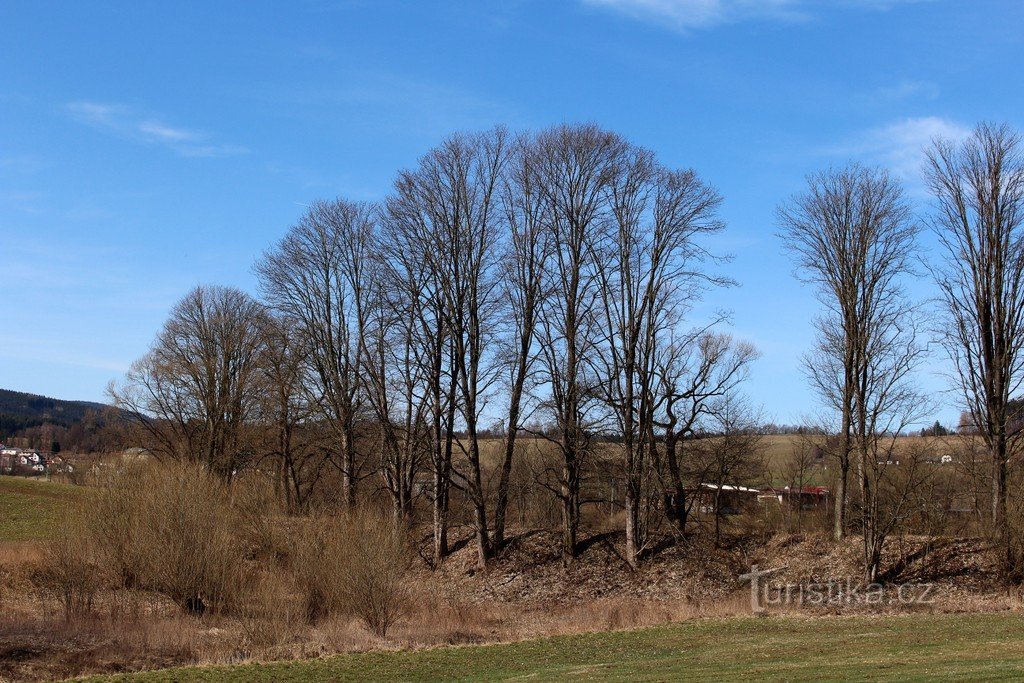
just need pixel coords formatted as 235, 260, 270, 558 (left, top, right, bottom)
2, 0, 1022, 428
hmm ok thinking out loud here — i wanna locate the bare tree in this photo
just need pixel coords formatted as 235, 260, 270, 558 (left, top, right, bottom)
781, 440, 818, 533
655, 331, 758, 534
853, 314, 930, 581
532, 124, 625, 566
926, 123, 1024, 577
383, 128, 510, 565
256, 199, 374, 509
778, 164, 919, 541
362, 274, 429, 522
690, 393, 765, 546
378, 195, 455, 562
492, 134, 552, 550
256, 313, 326, 512
593, 144, 729, 567
110, 285, 267, 478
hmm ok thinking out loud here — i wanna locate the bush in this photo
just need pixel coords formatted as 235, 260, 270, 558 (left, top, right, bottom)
292, 513, 350, 623
40, 459, 412, 636
84, 460, 250, 614
341, 510, 414, 638
292, 509, 413, 637
40, 510, 106, 619
239, 570, 304, 649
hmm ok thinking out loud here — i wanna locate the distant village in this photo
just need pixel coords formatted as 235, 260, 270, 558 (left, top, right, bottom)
0, 445, 74, 476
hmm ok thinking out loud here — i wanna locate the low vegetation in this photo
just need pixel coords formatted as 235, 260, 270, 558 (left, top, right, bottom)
84, 613, 1024, 682
0, 455, 1018, 681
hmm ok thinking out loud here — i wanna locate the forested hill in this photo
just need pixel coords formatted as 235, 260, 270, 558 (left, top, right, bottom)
0, 388, 111, 435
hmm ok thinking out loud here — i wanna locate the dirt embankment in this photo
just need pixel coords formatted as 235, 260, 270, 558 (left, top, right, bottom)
428, 527, 1007, 613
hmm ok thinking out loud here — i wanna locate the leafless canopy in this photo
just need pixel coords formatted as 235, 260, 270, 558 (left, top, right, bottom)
111, 285, 267, 478
926, 123, 1024, 574
778, 164, 922, 545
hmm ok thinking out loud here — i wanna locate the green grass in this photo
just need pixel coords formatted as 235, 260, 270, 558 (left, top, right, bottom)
86, 612, 1024, 682
0, 475, 80, 541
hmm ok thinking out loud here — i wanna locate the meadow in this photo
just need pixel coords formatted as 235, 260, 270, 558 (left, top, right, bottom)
82, 612, 1024, 682
0, 475, 79, 542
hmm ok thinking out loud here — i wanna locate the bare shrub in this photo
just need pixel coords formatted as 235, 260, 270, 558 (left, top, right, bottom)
38, 510, 107, 620
231, 471, 293, 566
291, 514, 349, 624
85, 460, 251, 614
292, 510, 413, 637
340, 510, 414, 638
239, 571, 304, 650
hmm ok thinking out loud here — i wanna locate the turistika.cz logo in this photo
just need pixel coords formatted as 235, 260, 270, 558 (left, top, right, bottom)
739, 565, 935, 612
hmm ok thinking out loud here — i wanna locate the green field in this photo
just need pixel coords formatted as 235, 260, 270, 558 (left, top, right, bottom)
0, 475, 79, 541
86, 612, 1024, 682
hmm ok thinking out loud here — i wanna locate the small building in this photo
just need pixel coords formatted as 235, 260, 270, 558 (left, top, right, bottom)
759, 485, 830, 510
0, 448, 47, 474
688, 483, 762, 516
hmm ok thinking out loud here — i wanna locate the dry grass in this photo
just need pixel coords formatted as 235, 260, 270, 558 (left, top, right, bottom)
2, 451, 1014, 681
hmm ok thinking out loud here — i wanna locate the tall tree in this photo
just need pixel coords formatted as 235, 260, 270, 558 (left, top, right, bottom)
379, 192, 455, 562
492, 134, 552, 550
256, 313, 328, 513
362, 273, 429, 523
256, 199, 374, 508
927, 123, 1024, 577
399, 128, 508, 565
594, 145, 728, 567
533, 124, 625, 566
778, 164, 919, 541
111, 285, 267, 478
383, 129, 510, 565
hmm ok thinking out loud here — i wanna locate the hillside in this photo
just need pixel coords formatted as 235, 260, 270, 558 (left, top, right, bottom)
0, 388, 112, 436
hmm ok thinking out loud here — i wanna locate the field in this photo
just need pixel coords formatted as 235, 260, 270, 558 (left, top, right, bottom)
0, 448, 991, 682
0, 475, 79, 542
85, 612, 1024, 682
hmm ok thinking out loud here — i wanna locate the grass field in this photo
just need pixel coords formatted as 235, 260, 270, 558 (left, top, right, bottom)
0, 475, 79, 541
85, 612, 1024, 682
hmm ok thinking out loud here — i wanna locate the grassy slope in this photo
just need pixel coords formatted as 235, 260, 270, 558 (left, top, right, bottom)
0, 475, 79, 541
89, 612, 1024, 682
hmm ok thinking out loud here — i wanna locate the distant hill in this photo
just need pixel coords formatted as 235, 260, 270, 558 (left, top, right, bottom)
0, 388, 113, 435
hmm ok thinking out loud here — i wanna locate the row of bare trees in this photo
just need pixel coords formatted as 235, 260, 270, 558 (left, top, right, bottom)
112, 124, 757, 570
780, 122, 1024, 580
111, 120, 1024, 581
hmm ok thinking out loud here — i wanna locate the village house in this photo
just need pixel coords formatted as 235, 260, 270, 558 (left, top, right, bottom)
0, 446, 48, 474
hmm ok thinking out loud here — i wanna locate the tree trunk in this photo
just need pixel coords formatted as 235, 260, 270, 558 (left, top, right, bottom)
492, 402, 520, 551
560, 454, 579, 566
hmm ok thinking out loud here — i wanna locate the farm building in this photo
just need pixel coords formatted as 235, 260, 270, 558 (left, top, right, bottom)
759, 485, 830, 510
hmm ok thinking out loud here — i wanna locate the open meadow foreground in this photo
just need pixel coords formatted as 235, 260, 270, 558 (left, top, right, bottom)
5, 1, 1024, 681
75, 614, 1024, 682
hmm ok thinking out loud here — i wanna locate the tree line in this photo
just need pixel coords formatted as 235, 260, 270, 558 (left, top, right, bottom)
111, 121, 1024, 580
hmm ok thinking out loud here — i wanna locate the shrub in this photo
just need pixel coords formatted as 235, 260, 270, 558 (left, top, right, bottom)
239, 570, 304, 649
40, 509, 106, 620
292, 509, 413, 637
292, 513, 350, 623
340, 510, 414, 638
85, 460, 250, 614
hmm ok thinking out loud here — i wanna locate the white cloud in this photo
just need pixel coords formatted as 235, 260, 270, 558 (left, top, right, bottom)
65, 101, 248, 158
830, 116, 971, 186
581, 0, 929, 32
